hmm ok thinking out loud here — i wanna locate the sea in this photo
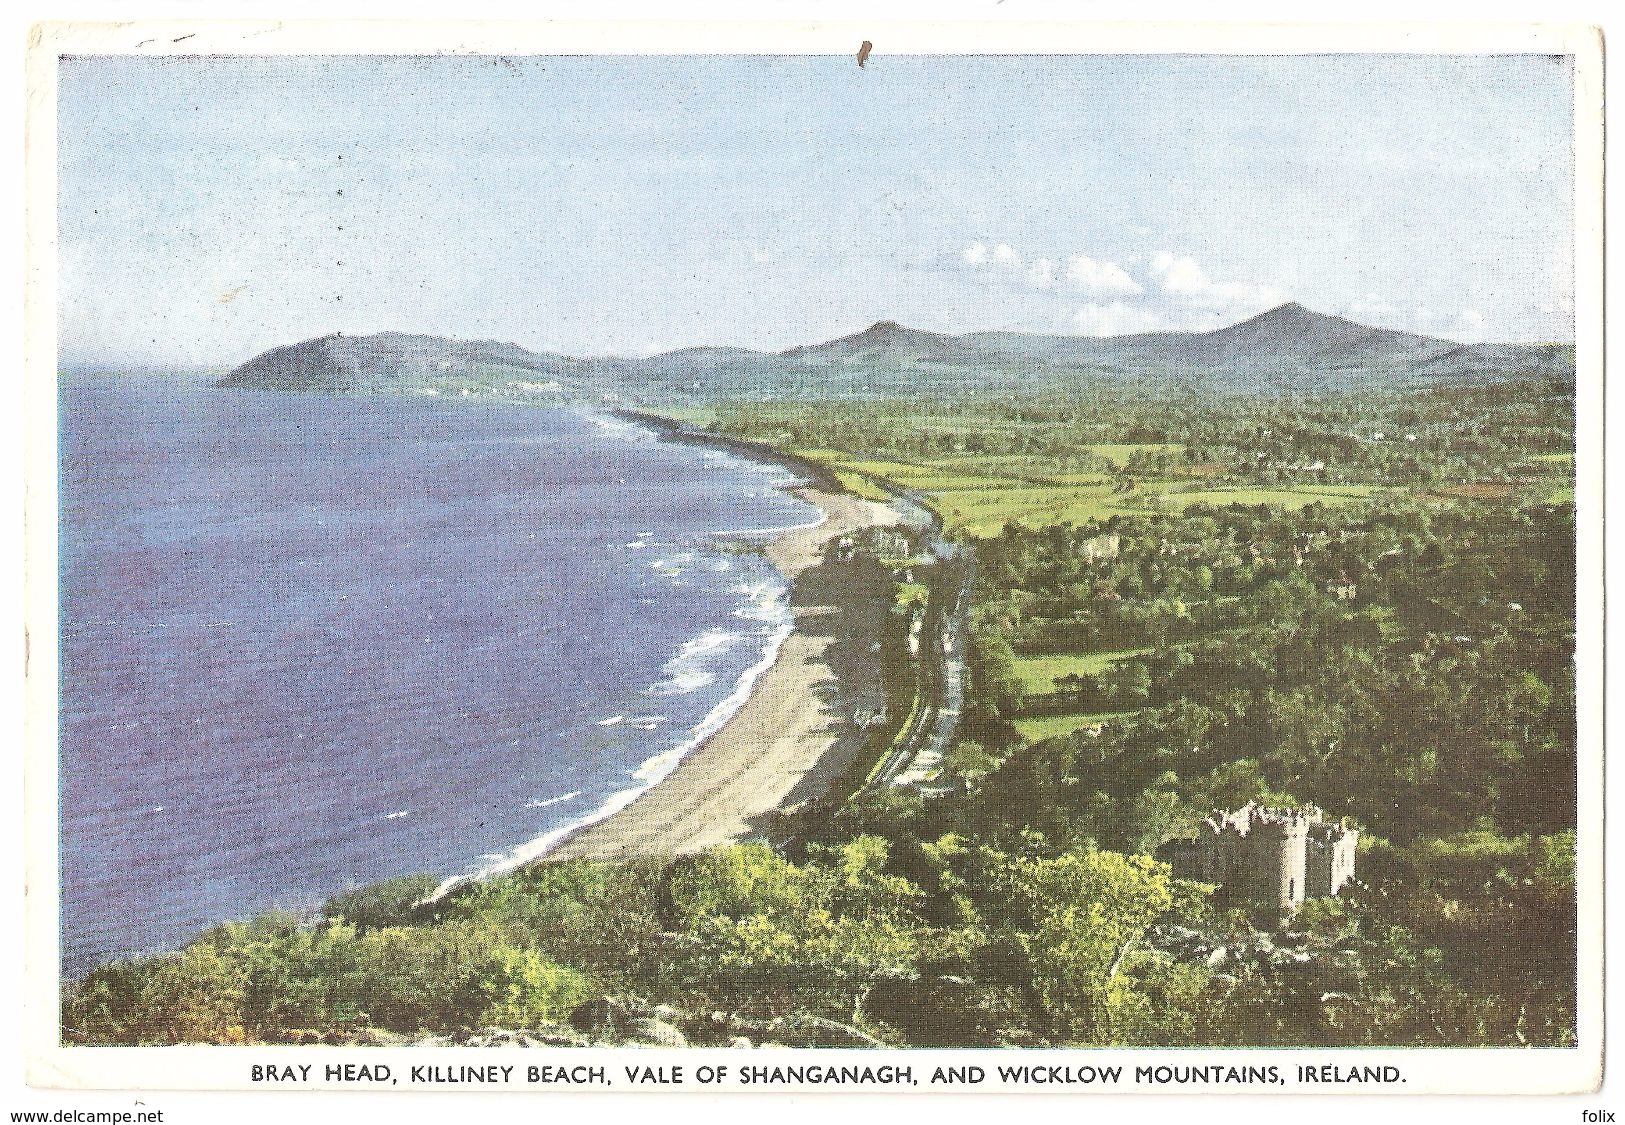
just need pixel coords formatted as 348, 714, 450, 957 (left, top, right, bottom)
57, 375, 818, 976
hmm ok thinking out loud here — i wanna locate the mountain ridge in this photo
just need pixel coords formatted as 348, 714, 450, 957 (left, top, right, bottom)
220, 304, 1575, 401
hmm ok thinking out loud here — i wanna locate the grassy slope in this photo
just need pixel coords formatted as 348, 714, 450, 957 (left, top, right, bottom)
1011, 649, 1152, 695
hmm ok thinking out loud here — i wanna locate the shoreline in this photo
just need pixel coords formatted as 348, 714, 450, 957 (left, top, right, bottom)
62, 398, 898, 969
541, 476, 899, 861
606, 406, 847, 493
419, 407, 897, 895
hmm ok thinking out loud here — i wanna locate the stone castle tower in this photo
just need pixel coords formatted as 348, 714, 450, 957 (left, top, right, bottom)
1161, 803, 1358, 911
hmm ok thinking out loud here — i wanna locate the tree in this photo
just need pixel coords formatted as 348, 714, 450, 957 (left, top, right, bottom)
969, 626, 1026, 716
323, 873, 439, 931
995, 849, 1176, 1043
664, 842, 806, 926
1104, 660, 1152, 707
66, 943, 248, 1045
1128, 772, 1193, 854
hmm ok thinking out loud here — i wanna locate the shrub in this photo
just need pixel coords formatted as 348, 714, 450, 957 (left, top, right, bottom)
322, 873, 441, 931
65, 944, 247, 1045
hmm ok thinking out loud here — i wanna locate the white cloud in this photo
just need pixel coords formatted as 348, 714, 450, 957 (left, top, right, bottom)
951, 239, 1519, 344
1073, 301, 1168, 337
956, 240, 1290, 337
963, 240, 1141, 298
1149, 251, 1207, 295
1149, 251, 1284, 313
1065, 254, 1143, 297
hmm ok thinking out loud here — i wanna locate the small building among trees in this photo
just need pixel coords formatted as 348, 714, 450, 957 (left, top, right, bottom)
1160, 802, 1358, 912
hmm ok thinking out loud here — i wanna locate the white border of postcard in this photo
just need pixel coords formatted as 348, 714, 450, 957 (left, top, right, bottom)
19, 16, 1607, 1103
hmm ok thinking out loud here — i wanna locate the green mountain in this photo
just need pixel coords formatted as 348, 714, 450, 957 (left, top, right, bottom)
221, 305, 1574, 402
218, 331, 625, 400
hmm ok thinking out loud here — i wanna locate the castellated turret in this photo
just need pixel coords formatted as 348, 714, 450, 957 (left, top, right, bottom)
1160, 802, 1358, 911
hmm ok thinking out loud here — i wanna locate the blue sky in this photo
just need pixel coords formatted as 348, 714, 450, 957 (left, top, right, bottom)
57, 53, 1575, 367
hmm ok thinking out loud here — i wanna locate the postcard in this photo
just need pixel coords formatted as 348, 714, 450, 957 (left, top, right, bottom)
19, 16, 1606, 1112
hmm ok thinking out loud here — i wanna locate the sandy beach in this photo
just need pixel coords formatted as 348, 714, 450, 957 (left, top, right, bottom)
546, 484, 899, 861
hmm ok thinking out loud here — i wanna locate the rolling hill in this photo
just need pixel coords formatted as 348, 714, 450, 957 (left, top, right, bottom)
218, 332, 624, 398
220, 304, 1574, 402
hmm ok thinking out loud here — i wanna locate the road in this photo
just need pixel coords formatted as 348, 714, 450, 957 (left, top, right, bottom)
859, 511, 975, 794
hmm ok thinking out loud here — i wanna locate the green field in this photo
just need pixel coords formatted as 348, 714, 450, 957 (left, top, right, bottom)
788, 447, 1391, 537
1012, 649, 1152, 696
1048, 472, 1117, 485
843, 460, 1016, 491
922, 454, 1062, 475
1012, 710, 1136, 741
935, 483, 1130, 537
788, 450, 1117, 534
836, 458, 940, 480
831, 470, 894, 501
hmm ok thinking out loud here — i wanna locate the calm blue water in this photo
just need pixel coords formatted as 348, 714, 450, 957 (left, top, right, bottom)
58, 377, 816, 975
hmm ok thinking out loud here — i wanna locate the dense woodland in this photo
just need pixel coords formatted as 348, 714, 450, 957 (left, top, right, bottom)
65, 376, 1580, 1048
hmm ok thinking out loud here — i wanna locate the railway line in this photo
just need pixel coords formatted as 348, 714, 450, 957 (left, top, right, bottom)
858, 522, 975, 795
